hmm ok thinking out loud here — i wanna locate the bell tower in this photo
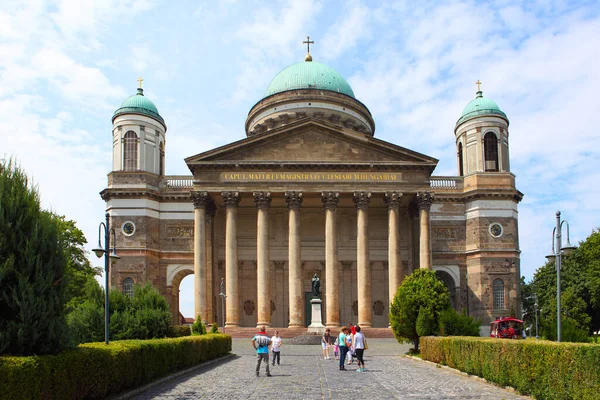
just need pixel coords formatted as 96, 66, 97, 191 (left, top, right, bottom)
454, 81, 510, 176
111, 78, 167, 176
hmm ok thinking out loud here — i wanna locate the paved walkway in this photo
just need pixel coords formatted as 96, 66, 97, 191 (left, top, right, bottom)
132, 338, 529, 399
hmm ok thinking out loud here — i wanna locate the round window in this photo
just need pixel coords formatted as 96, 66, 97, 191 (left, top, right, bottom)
489, 223, 503, 238
122, 221, 136, 236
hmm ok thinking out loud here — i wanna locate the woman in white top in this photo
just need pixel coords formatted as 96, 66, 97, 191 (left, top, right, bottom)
352, 325, 366, 372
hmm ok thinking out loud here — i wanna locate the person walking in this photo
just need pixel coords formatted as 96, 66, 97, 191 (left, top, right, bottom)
322, 328, 333, 359
352, 325, 367, 372
271, 330, 282, 366
345, 327, 354, 365
338, 328, 348, 371
252, 326, 271, 377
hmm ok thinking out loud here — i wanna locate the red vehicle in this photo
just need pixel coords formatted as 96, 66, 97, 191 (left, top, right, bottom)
489, 317, 524, 339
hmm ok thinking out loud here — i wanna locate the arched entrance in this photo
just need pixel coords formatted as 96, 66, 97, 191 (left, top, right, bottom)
435, 270, 457, 310
167, 265, 193, 325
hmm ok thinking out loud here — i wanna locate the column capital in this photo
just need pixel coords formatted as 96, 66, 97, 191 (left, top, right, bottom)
221, 191, 241, 207
353, 191, 372, 210
384, 191, 403, 209
417, 192, 434, 211
285, 191, 303, 210
321, 191, 340, 210
191, 191, 210, 209
253, 191, 272, 209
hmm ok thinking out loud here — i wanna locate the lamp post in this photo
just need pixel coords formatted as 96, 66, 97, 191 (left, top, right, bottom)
219, 278, 226, 334
534, 296, 539, 340
92, 212, 120, 345
545, 211, 576, 342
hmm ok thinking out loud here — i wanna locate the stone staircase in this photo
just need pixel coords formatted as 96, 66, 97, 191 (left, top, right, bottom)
218, 327, 394, 339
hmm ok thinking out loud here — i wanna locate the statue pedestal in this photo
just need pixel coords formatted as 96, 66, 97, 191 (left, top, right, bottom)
307, 298, 325, 333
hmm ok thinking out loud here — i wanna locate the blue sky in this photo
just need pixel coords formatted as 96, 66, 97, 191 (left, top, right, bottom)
2, 0, 599, 318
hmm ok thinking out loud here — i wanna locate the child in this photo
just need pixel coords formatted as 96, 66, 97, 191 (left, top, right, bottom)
333, 336, 339, 360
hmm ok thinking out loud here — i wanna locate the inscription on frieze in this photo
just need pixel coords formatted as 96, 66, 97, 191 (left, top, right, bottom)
221, 171, 401, 182
432, 228, 458, 240
167, 226, 194, 238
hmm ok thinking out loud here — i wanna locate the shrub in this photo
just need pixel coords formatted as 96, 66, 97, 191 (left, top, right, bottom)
191, 317, 207, 335
420, 336, 600, 400
210, 322, 219, 334
167, 325, 191, 338
0, 334, 231, 400
389, 269, 451, 350
438, 308, 481, 336
416, 306, 438, 338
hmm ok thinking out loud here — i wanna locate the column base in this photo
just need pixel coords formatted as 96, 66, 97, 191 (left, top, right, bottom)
225, 323, 240, 328
288, 323, 304, 328
256, 323, 271, 328
358, 322, 373, 328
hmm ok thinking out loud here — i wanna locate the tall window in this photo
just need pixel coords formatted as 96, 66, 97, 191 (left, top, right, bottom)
122, 277, 134, 298
159, 142, 165, 176
123, 131, 138, 171
458, 142, 464, 176
484, 132, 499, 172
493, 279, 505, 309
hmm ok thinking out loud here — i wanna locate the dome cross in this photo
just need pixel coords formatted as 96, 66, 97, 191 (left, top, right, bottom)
137, 76, 144, 89
475, 79, 482, 92
302, 36, 314, 54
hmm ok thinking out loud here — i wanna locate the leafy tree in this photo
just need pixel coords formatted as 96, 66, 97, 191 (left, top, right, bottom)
389, 268, 451, 351
210, 322, 219, 334
0, 160, 70, 355
416, 306, 438, 337
438, 308, 481, 336
51, 215, 101, 312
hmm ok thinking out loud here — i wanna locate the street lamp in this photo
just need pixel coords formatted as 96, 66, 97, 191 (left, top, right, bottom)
534, 296, 539, 340
545, 211, 576, 342
219, 278, 226, 334
92, 212, 120, 345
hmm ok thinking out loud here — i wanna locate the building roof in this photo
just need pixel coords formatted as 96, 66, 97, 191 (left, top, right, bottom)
113, 88, 164, 124
264, 60, 355, 99
456, 91, 507, 126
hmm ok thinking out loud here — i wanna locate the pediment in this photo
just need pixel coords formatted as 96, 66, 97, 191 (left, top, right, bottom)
185, 119, 437, 166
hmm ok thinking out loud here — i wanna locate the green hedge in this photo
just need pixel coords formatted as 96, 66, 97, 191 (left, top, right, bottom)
420, 336, 600, 400
166, 325, 192, 338
0, 334, 231, 400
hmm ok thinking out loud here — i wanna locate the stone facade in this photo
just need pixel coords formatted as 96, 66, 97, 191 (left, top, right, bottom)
102, 75, 522, 333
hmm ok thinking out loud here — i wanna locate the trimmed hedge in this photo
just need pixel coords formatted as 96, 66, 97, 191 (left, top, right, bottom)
0, 334, 231, 400
166, 325, 192, 338
420, 336, 600, 400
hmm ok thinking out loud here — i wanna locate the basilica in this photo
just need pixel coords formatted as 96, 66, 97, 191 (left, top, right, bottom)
101, 47, 522, 333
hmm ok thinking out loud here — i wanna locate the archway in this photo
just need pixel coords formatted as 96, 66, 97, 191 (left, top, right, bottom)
435, 270, 457, 309
167, 265, 193, 325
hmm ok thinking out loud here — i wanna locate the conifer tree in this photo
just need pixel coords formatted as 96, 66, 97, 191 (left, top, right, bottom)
0, 160, 70, 355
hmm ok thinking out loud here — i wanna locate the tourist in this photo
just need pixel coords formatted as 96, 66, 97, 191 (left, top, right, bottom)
338, 328, 348, 371
333, 336, 339, 360
271, 330, 282, 366
346, 327, 354, 365
352, 325, 366, 372
322, 328, 332, 359
252, 326, 271, 377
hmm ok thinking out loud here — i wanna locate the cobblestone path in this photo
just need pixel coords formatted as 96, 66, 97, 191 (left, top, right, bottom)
132, 338, 529, 399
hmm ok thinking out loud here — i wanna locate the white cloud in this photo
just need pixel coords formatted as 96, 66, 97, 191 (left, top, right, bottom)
321, 1, 372, 60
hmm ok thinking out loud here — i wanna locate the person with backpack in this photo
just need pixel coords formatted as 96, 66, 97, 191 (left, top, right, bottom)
252, 326, 272, 377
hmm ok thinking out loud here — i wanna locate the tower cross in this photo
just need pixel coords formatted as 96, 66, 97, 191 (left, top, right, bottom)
475, 79, 482, 92
137, 77, 144, 88
302, 36, 314, 53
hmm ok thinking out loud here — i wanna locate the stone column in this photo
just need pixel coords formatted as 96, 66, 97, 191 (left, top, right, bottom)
191, 191, 209, 323
354, 191, 372, 327
322, 191, 340, 328
286, 191, 304, 328
417, 192, 434, 269
385, 192, 403, 303
206, 201, 216, 324
222, 191, 241, 327
408, 201, 420, 271
254, 192, 272, 327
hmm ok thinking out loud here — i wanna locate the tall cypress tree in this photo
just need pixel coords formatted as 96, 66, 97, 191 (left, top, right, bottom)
0, 159, 70, 355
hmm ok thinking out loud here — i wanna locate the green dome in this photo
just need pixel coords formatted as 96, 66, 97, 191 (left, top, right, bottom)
113, 88, 164, 124
457, 91, 507, 125
264, 61, 355, 98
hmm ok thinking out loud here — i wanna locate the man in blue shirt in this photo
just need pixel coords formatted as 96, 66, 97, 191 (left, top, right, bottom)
252, 325, 272, 377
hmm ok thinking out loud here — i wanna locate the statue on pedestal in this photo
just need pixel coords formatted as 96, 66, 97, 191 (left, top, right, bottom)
311, 273, 320, 297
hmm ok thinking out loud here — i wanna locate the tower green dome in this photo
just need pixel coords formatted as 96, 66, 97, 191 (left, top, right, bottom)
264, 61, 355, 98
457, 91, 507, 126
113, 88, 164, 124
